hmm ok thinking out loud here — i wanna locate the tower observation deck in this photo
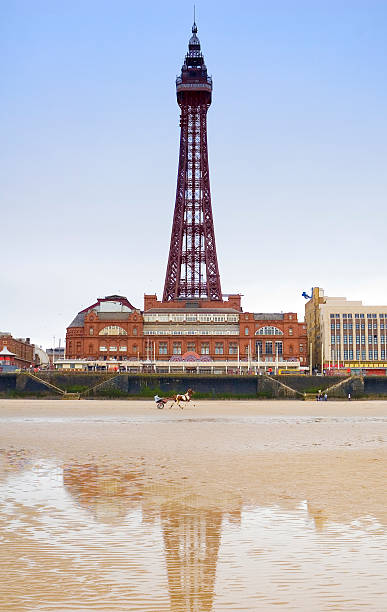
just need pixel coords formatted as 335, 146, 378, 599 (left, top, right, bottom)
163, 22, 222, 301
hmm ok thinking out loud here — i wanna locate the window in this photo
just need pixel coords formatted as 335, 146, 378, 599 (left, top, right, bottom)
245, 327, 249, 335
373, 322, 378, 330
331, 336, 335, 344
367, 314, 372, 319
356, 323, 360, 330
381, 335, 385, 344
256, 326, 283, 335
355, 314, 359, 318
229, 343, 238, 355
362, 350, 366, 359
133, 327, 137, 336
335, 314, 340, 318
381, 323, 384, 330
343, 323, 347, 330
159, 342, 167, 355
119, 345, 127, 351
201, 343, 210, 355
187, 342, 196, 352
173, 342, 182, 355
349, 323, 353, 330
331, 323, 335, 330
373, 314, 377, 319
288, 328, 293, 335
368, 323, 372, 330
99, 326, 128, 336
356, 350, 360, 359
255, 341, 262, 356
330, 314, 335, 318
132, 345, 138, 354
368, 350, 373, 359
349, 336, 353, 344
349, 350, 353, 359
299, 343, 304, 352
89, 327, 94, 335
360, 314, 365, 319
361, 323, 365, 330
275, 341, 283, 355
356, 335, 360, 344
336, 335, 341, 343
265, 341, 273, 354
215, 342, 224, 355
344, 335, 348, 344
343, 314, 347, 318
382, 350, 386, 359
344, 350, 348, 359
361, 335, 365, 344
336, 323, 340, 330
348, 314, 352, 319
109, 346, 117, 352
99, 345, 107, 351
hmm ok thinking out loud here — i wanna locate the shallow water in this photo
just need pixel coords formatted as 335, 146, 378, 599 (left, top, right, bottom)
0, 451, 386, 611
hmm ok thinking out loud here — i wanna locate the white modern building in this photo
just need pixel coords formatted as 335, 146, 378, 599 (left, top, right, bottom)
305, 287, 387, 372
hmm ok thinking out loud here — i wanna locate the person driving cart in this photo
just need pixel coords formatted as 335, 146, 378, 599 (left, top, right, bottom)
154, 394, 167, 409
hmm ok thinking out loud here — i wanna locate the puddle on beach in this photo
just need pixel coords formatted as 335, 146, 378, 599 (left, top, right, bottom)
0, 450, 386, 611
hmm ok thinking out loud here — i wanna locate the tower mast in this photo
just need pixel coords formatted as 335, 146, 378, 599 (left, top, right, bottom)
163, 21, 222, 301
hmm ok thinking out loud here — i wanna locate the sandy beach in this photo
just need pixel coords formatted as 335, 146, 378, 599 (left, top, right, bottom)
1, 399, 386, 610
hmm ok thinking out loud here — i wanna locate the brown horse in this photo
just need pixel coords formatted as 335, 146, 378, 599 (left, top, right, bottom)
169, 388, 195, 409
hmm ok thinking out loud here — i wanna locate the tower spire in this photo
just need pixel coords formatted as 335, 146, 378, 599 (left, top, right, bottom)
163, 20, 222, 301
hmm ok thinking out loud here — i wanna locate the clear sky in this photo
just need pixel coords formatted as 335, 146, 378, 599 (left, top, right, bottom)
2, 1, 387, 349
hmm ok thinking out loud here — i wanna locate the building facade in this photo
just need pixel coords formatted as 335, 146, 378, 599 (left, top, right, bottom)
305, 287, 387, 372
65, 294, 307, 371
0, 333, 34, 368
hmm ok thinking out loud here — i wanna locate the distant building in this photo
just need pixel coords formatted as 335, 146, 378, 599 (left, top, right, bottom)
0, 333, 34, 368
33, 345, 50, 367
64, 294, 307, 372
305, 287, 387, 371
46, 347, 65, 365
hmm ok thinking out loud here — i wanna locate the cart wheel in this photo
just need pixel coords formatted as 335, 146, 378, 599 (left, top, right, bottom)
157, 401, 164, 409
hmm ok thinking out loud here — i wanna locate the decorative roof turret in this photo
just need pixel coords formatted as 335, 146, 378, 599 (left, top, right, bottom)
176, 20, 212, 100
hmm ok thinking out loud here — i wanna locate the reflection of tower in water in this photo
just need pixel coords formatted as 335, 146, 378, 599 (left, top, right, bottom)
62, 462, 241, 610
160, 504, 222, 611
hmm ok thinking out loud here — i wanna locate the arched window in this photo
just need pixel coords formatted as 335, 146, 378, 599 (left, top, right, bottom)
99, 326, 128, 336
255, 326, 283, 336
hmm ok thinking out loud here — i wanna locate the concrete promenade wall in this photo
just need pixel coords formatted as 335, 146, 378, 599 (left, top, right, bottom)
0, 372, 387, 399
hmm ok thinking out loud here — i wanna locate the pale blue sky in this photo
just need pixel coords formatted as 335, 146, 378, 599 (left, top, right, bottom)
2, 1, 387, 348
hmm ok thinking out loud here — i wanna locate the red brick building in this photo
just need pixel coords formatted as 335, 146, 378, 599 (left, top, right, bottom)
65, 294, 307, 370
0, 333, 34, 368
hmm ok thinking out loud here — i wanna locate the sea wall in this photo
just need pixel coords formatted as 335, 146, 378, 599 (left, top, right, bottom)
0, 372, 386, 399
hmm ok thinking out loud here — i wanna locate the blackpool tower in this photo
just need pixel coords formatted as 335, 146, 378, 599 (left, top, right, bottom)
163, 21, 222, 302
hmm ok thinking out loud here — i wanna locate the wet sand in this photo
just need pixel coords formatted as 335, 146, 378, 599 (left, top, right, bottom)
0, 399, 386, 611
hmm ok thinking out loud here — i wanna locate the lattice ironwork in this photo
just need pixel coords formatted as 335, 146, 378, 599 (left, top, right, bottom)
163, 22, 222, 301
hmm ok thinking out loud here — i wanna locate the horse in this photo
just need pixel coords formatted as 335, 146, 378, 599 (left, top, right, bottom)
169, 388, 195, 409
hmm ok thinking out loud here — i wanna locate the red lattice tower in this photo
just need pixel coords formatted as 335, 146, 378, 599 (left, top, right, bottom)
163, 22, 222, 302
